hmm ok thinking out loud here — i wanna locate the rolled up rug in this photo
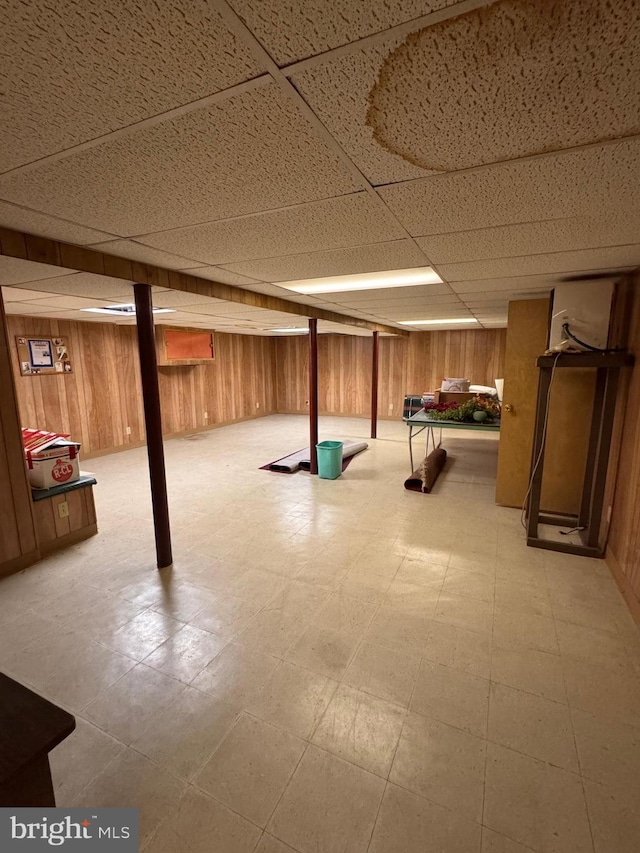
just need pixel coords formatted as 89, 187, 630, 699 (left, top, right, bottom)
404, 447, 447, 493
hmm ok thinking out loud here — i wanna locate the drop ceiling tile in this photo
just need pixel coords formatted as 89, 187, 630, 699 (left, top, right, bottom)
222, 238, 427, 281
28, 295, 110, 310
87, 240, 204, 271
451, 278, 557, 296
140, 193, 404, 265
378, 138, 640, 235
417, 215, 640, 264
0, 0, 263, 171
227, 0, 460, 64
0, 84, 360, 235
1, 286, 56, 302
327, 294, 460, 310
0, 256, 76, 285
237, 282, 326, 303
308, 283, 451, 304
184, 267, 264, 286
149, 291, 227, 309
0, 201, 115, 245
439, 245, 640, 282
12, 272, 134, 300
291, 42, 430, 185
4, 302, 66, 315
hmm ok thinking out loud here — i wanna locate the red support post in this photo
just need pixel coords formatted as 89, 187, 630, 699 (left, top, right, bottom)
308, 318, 319, 474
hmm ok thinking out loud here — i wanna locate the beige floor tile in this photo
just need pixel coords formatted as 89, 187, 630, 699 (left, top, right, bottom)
390, 711, 486, 823
336, 570, 393, 603
247, 661, 337, 739
50, 718, 125, 804
496, 561, 548, 590
491, 644, 567, 704
0, 612, 64, 666
494, 580, 552, 619
411, 659, 490, 738
230, 568, 288, 606
448, 547, 497, 576
142, 623, 227, 683
425, 620, 492, 679
583, 778, 640, 853
149, 786, 261, 853
83, 663, 184, 743
294, 559, 349, 590
442, 567, 496, 603
148, 581, 219, 621
555, 619, 635, 674
312, 593, 378, 635
62, 598, 147, 638
482, 827, 536, 852
263, 580, 329, 618
254, 834, 298, 853
132, 686, 239, 780
190, 593, 262, 639
364, 607, 431, 655
286, 624, 361, 679
97, 608, 184, 661
380, 580, 440, 617
192, 642, 279, 706
394, 558, 447, 588
268, 745, 385, 853
484, 742, 593, 853
195, 713, 305, 828
562, 657, 640, 729
572, 708, 640, 796
342, 641, 420, 707
77, 748, 186, 846
369, 782, 482, 853
493, 609, 559, 654
402, 546, 452, 568
311, 684, 405, 777
434, 593, 494, 635
236, 608, 308, 657
551, 595, 634, 637
488, 683, 578, 772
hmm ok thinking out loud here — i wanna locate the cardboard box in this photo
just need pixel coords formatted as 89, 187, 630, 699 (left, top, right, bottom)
22, 429, 81, 490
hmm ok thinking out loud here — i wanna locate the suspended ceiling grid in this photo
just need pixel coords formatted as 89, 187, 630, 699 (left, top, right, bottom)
0, 0, 639, 333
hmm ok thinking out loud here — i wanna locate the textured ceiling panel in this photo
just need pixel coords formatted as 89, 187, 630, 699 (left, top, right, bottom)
379, 138, 640, 235
28, 295, 111, 309
0, 256, 76, 285
1, 287, 55, 302
367, 0, 640, 172
227, 0, 460, 64
0, 84, 360, 235
292, 43, 430, 185
326, 294, 460, 310
87, 240, 203, 271
184, 267, 263, 286
9, 272, 134, 299
221, 238, 427, 281
149, 291, 226, 309
451, 277, 562, 294
141, 193, 403, 265
0, 201, 115, 245
417, 215, 640, 264
0, 0, 263, 172
440, 245, 640, 282
312, 283, 451, 304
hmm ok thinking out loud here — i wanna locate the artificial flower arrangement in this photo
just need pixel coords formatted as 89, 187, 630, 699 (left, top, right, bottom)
424, 396, 501, 423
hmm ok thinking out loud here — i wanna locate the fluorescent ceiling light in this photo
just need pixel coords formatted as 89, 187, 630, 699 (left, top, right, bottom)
398, 318, 479, 326
81, 303, 175, 316
277, 267, 442, 295
269, 327, 309, 333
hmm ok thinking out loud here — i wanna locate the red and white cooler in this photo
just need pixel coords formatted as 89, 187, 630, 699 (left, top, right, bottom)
22, 429, 81, 490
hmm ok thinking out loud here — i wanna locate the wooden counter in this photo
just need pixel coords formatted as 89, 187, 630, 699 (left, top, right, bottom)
31, 476, 98, 556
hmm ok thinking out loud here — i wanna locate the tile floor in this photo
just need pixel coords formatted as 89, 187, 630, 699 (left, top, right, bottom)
1, 414, 640, 852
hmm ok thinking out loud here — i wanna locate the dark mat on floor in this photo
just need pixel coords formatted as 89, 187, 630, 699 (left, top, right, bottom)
261, 441, 368, 474
404, 447, 447, 493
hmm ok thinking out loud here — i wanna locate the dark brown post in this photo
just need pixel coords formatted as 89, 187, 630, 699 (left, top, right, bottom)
308, 318, 319, 474
133, 283, 172, 569
371, 331, 379, 439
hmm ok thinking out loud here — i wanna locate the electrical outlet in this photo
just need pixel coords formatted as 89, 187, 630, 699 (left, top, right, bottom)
606, 506, 612, 523
58, 501, 69, 519
203, 412, 208, 420
125, 426, 131, 435
256, 402, 260, 409
389, 403, 394, 410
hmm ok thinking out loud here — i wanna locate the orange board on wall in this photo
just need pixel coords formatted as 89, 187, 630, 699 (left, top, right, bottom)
165, 330, 214, 361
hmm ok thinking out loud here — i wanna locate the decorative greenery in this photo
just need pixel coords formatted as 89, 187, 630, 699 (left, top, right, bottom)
424, 396, 500, 423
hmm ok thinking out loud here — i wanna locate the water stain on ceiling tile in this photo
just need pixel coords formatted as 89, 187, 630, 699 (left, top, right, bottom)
367, 0, 640, 171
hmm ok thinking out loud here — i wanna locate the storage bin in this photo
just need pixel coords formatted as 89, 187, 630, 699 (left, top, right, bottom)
316, 441, 343, 479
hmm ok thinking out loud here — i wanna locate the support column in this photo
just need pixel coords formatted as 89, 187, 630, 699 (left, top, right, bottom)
133, 283, 172, 569
308, 318, 319, 474
370, 331, 379, 439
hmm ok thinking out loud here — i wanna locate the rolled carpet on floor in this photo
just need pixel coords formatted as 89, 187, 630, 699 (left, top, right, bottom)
404, 447, 447, 493
262, 441, 368, 473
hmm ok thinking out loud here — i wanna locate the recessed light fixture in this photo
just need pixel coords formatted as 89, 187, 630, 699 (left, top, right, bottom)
277, 267, 442, 295
398, 318, 479, 326
80, 303, 176, 316
269, 327, 309, 333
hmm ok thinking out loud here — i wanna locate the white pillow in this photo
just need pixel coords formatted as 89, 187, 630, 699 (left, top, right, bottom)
469, 384, 498, 396
441, 378, 470, 392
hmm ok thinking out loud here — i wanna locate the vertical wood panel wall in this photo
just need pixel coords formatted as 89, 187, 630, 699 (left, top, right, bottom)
275, 329, 506, 418
7, 316, 277, 457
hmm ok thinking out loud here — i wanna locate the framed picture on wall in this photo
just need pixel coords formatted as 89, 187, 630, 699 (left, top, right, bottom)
16, 336, 73, 376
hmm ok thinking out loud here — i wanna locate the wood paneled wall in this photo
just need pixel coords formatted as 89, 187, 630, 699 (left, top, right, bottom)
275, 329, 506, 418
607, 274, 640, 615
8, 315, 277, 457
0, 297, 39, 575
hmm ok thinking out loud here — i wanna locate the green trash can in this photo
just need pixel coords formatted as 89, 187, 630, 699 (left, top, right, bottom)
316, 440, 343, 479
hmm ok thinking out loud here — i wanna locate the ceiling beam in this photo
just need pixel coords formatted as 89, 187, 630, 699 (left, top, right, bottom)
0, 227, 408, 336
